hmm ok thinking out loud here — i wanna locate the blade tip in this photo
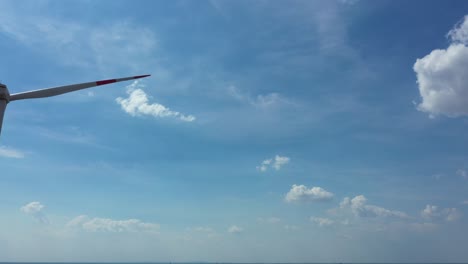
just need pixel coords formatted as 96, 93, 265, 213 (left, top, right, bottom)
134, 74, 151, 79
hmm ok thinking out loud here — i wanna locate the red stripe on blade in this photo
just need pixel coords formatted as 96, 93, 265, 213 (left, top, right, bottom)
96, 79, 117, 86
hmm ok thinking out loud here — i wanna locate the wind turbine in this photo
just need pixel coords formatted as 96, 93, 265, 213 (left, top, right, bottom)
0, 74, 150, 136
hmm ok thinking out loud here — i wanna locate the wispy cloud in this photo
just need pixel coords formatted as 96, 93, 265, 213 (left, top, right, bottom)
191, 226, 215, 233
421, 204, 439, 219
67, 215, 160, 233
340, 195, 409, 219
310, 217, 334, 227
116, 81, 195, 122
227, 85, 291, 109
20, 201, 49, 224
456, 169, 468, 179
257, 155, 290, 172
227, 225, 243, 234
445, 208, 462, 222
285, 184, 334, 203
0, 145, 25, 158
284, 224, 299, 231
0, 2, 156, 73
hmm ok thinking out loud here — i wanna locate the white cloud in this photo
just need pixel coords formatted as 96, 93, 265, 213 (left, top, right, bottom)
310, 217, 334, 227
420, 204, 462, 222
116, 81, 196, 122
257, 159, 272, 172
256, 155, 290, 172
20, 201, 48, 224
20, 201, 44, 214
227, 225, 243, 234
340, 195, 408, 219
227, 85, 290, 109
67, 215, 160, 233
273, 155, 290, 170
0, 145, 25, 158
463, 200, 468, 205
66, 215, 89, 228
447, 16, 468, 44
285, 184, 334, 203
414, 15, 468, 117
444, 208, 461, 222
421, 204, 439, 219
254, 93, 284, 108
456, 169, 468, 179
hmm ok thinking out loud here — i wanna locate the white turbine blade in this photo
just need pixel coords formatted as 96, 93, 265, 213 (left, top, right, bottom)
0, 100, 6, 136
9, 74, 150, 102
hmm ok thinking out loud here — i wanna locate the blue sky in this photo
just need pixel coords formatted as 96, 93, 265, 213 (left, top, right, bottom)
1, 0, 468, 262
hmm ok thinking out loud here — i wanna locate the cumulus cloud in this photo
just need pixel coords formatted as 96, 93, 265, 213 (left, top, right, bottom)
420, 204, 462, 222
256, 155, 290, 172
0, 146, 25, 158
227, 225, 243, 234
340, 195, 408, 219
285, 184, 334, 203
310, 217, 334, 227
116, 81, 196, 122
414, 15, 468, 117
20, 201, 48, 224
67, 215, 160, 233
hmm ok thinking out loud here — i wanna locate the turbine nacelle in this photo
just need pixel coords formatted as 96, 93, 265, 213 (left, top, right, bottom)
0, 83, 10, 103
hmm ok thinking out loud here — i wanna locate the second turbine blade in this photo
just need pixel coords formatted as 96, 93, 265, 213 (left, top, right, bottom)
0, 100, 6, 136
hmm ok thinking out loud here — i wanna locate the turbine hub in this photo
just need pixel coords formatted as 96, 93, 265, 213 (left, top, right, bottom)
0, 83, 11, 103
